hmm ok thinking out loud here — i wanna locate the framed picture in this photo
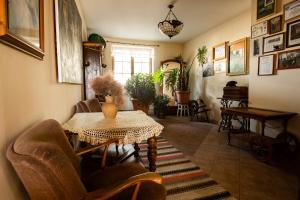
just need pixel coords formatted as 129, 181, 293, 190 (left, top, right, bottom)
253, 37, 262, 56
286, 19, 300, 48
263, 33, 285, 53
257, 0, 276, 20
268, 15, 282, 35
213, 42, 227, 60
278, 49, 300, 70
214, 59, 227, 73
227, 38, 248, 76
54, 0, 83, 84
251, 21, 268, 38
258, 54, 276, 76
0, 0, 44, 59
203, 63, 214, 77
284, 0, 300, 21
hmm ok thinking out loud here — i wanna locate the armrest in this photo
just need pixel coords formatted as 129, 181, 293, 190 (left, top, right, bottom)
85, 172, 163, 200
76, 139, 119, 168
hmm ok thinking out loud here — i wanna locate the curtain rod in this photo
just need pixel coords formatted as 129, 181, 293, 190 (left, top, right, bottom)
106, 40, 160, 47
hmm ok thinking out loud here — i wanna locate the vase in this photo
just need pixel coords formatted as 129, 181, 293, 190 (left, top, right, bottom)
102, 96, 118, 119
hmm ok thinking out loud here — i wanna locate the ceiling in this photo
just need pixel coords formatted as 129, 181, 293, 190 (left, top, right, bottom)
79, 0, 251, 43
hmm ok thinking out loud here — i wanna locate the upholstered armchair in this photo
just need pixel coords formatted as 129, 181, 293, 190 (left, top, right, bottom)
84, 98, 102, 112
6, 119, 166, 200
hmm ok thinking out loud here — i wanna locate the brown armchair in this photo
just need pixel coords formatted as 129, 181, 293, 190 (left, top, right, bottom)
6, 119, 166, 200
83, 98, 102, 112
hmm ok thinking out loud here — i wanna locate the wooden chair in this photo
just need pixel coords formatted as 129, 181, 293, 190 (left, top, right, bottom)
188, 100, 211, 122
83, 98, 102, 112
6, 119, 166, 200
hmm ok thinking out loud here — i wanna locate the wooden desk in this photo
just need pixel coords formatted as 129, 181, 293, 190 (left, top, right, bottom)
221, 107, 297, 160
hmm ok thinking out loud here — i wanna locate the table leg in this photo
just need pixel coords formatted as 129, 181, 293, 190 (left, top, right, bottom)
134, 143, 140, 158
147, 136, 157, 172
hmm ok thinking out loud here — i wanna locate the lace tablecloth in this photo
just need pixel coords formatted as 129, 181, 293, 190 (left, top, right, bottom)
63, 111, 164, 145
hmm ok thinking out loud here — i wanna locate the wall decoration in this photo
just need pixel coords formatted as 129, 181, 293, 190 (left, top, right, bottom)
268, 15, 282, 34
251, 21, 268, 38
263, 33, 285, 53
284, 0, 300, 21
286, 19, 300, 48
278, 49, 300, 70
213, 59, 226, 73
258, 54, 276, 75
257, 0, 276, 20
0, 0, 44, 59
203, 63, 214, 77
212, 42, 227, 60
253, 37, 262, 56
227, 38, 248, 76
54, 0, 83, 84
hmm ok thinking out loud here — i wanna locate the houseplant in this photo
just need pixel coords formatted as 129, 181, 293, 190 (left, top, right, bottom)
125, 73, 156, 114
154, 95, 170, 118
90, 74, 124, 118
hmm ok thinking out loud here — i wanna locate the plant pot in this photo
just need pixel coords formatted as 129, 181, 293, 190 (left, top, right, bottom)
175, 91, 190, 104
131, 99, 150, 114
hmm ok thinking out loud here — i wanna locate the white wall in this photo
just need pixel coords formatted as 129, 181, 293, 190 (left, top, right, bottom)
183, 10, 251, 122
0, 1, 86, 199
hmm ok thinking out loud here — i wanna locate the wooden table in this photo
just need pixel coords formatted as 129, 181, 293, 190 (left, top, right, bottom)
63, 111, 164, 172
221, 107, 297, 160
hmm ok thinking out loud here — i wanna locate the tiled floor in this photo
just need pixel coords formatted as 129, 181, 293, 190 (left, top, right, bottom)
155, 116, 299, 200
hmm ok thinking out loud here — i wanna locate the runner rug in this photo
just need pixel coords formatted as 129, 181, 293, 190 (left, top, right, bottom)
139, 136, 236, 200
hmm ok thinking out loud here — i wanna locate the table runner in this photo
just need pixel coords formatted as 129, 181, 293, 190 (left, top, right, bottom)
63, 111, 164, 145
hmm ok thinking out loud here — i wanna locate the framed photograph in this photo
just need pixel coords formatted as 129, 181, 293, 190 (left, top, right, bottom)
284, 0, 300, 21
268, 15, 282, 35
54, 0, 83, 84
258, 54, 276, 75
0, 0, 44, 59
286, 19, 300, 48
263, 33, 285, 53
257, 0, 276, 20
253, 37, 262, 56
213, 42, 227, 60
278, 49, 300, 70
251, 21, 268, 38
214, 59, 227, 73
227, 38, 248, 76
203, 63, 214, 77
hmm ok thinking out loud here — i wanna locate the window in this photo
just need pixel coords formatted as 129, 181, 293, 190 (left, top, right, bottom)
112, 45, 154, 84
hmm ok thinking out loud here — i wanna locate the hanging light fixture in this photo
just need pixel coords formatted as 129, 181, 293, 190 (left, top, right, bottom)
158, 4, 183, 39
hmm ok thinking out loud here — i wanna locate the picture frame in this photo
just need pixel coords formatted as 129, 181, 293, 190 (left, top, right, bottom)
258, 54, 276, 76
286, 19, 300, 48
212, 42, 227, 60
263, 33, 285, 54
278, 49, 300, 70
227, 38, 248, 76
253, 37, 262, 56
268, 15, 282, 35
54, 0, 83, 84
203, 53, 214, 77
0, 0, 44, 60
251, 21, 268, 38
284, 0, 300, 22
257, 0, 276, 20
213, 59, 227, 74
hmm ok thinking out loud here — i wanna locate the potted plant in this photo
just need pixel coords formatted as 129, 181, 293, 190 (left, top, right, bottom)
154, 95, 170, 118
125, 73, 156, 114
174, 46, 207, 104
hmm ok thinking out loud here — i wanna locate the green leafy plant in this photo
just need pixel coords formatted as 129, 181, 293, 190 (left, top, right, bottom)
153, 67, 165, 86
125, 73, 156, 106
154, 95, 170, 118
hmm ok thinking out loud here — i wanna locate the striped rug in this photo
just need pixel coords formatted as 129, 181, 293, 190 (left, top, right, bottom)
139, 136, 236, 200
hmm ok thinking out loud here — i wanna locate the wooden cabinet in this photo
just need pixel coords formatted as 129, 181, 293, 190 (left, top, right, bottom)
83, 42, 103, 99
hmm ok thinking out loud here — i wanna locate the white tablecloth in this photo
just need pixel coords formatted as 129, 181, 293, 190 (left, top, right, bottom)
63, 111, 164, 145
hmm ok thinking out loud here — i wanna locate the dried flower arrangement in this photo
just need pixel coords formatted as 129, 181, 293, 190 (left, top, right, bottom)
90, 74, 124, 106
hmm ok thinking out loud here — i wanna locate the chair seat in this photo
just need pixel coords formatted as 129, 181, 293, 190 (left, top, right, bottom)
83, 163, 166, 200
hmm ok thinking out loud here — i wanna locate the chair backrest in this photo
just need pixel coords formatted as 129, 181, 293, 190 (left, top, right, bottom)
6, 119, 87, 200
79, 101, 91, 112
83, 98, 102, 112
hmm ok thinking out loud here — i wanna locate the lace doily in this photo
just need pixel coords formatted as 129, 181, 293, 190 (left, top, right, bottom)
63, 111, 164, 145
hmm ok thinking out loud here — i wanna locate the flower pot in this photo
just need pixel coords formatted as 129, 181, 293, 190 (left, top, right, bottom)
175, 91, 190, 104
102, 96, 118, 119
131, 99, 149, 114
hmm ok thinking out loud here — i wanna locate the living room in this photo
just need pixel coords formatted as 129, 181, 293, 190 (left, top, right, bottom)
0, 0, 299, 199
